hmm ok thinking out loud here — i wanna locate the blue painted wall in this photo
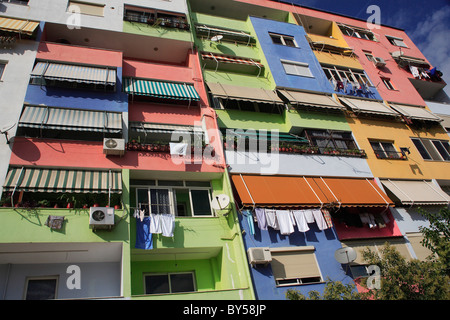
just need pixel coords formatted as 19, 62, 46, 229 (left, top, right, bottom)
24, 67, 128, 113
250, 16, 334, 93
250, 17, 382, 100
239, 212, 354, 300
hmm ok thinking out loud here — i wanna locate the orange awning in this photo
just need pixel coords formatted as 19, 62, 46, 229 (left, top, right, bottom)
0, 17, 39, 36
231, 175, 393, 208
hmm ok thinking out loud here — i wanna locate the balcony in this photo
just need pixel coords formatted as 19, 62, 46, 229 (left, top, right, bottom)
374, 150, 407, 160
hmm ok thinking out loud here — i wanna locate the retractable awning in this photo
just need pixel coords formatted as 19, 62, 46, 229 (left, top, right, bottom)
278, 90, 345, 111
123, 78, 200, 101
195, 25, 254, 42
388, 103, 442, 122
31, 62, 116, 86
18, 105, 122, 133
3, 167, 122, 194
0, 17, 40, 36
207, 82, 284, 105
201, 52, 264, 68
129, 122, 203, 134
380, 179, 450, 206
339, 97, 399, 117
231, 175, 393, 207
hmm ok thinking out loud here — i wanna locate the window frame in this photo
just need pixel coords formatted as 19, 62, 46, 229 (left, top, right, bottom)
24, 276, 59, 300
381, 77, 396, 90
411, 137, 450, 161
369, 140, 402, 159
270, 248, 323, 287
386, 35, 408, 48
322, 65, 373, 87
67, 1, 106, 17
144, 272, 196, 295
0, 62, 7, 81
269, 33, 298, 48
303, 129, 358, 152
135, 181, 214, 217
281, 60, 314, 78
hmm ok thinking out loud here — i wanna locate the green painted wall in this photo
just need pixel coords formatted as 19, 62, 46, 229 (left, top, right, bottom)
216, 109, 289, 131
128, 173, 254, 300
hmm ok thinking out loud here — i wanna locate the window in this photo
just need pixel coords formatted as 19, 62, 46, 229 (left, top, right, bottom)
411, 138, 450, 161
144, 272, 196, 294
386, 35, 408, 48
68, 1, 105, 17
135, 181, 213, 217
214, 98, 282, 114
338, 24, 376, 41
269, 33, 298, 48
270, 248, 322, 286
123, 6, 189, 30
24, 277, 58, 300
281, 60, 313, 77
381, 78, 395, 90
0, 62, 6, 80
322, 65, 373, 87
364, 52, 376, 63
303, 129, 358, 153
370, 141, 403, 159
2, 0, 29, 5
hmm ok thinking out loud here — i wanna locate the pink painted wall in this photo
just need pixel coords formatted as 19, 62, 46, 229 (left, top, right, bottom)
36, 42, 123, 67
128, 101, 202, 125
9, 138, 225, 173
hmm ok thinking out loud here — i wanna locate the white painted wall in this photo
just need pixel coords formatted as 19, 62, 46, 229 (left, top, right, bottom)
225, 150, 374, 177
0, 38, 40, 196
0, 261, 121, 299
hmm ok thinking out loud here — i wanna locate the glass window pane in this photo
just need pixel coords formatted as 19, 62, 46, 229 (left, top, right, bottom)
25, 279, 57, 300
422, 139, 442, 160
270, 35, 283, 45
371, 142, 386, 158
137, 188, 149, 204
382, 142, 399, 158
432, 140, 450, 160
284, 37, 296, 47
191, 190, 212, 216
412, 138, 432, 160
170, 273, 195, 293
145, 275, 170, 294
150, 189, 171, 214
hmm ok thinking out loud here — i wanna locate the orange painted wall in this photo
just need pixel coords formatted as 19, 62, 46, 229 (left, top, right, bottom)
36, 42, 123, 67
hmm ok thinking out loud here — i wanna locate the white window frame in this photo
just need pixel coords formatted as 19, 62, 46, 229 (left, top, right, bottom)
0, 62, 7, 81
24, 276, 59, 300
411, 138, 450, 161
370, 141, 401, 159
281, 59, 313, 78
381, 77, 395, 90
322, 65, 373, 87
269, 33, 298, 48
144, 272, 196, 295
135, 181, 214, 217
386, 35, 408, 48
67, 1, 105, 17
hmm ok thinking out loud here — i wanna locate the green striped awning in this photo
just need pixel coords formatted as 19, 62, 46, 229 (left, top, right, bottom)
3, 167, 122, 194
123, 78, 200, 101
18, 105, 122, 133
31, 62, 116, 86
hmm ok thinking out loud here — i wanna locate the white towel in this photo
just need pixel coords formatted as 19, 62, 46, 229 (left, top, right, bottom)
170, 142, 188, 156
149, 214, 162, 234
254, 208, 268, 230
312, 209, 328, 230
265, 209, 279, 230
160, 214, 175, 237
409, 65, 420, 78
276, 210, 294, 235
291, 210, 310, 232
304, 209, 315, 223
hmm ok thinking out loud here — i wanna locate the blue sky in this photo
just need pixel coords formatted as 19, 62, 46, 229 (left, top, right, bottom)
277, 0, 450, 96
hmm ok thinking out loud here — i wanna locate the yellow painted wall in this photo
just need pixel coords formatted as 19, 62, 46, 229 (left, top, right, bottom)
347, 115, 450, 180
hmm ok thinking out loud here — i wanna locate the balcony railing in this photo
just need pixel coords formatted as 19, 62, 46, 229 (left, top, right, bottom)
374, 150, 407, 160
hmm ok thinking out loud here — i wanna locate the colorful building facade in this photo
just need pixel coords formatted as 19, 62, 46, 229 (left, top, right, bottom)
0, 0, 448, 300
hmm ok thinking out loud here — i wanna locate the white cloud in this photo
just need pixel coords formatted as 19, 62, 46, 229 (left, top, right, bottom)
409, 5, 450, 97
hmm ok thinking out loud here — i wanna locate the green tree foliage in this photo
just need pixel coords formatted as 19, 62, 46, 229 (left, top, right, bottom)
285, 278, 362, 300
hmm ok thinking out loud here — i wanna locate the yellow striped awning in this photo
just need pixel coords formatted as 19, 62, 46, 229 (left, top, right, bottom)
3, 167, 122, 194
0, 17, 40, 36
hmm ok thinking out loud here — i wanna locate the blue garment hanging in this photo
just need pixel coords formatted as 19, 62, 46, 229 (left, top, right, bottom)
242, 209, 255, 236
135, 216, 153, 250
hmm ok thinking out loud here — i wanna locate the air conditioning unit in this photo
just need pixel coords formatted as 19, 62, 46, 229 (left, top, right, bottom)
89, 207, 115, 230
374, 57, 386, 68
247, 247, 272, 267
103, 138, 125, 156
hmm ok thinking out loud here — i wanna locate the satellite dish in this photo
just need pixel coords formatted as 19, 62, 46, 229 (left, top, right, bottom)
0, 122, 15, 134
211, 194, 230, 210
334, 247, 357, 264
211, 35, 223, 42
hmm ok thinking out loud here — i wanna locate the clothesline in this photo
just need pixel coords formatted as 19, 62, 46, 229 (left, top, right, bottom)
242, 207, 333, 237
134, 207, 175, 250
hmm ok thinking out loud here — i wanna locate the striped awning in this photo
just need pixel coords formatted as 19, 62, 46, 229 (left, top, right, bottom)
31, 62, 116, 85
3, 167, 122, 194
18, 105, 122, 133
201, 52, 264, 68
123, 78, 200, 101
129, 122, 202, 134
0, 17, 40, 36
